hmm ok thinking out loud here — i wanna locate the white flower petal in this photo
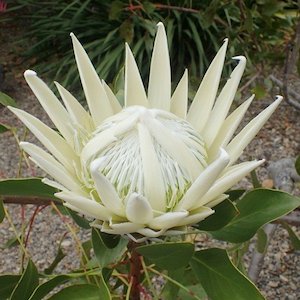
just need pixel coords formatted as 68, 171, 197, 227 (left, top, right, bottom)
148, 211, 188, 230
81, 112, 138, 163
187, 39, 228, 132
138, 123, 166, 211
226, 96, 282, 164
56, 191, 111, 221
9, 107, 78, 172
146, 117, 203, 180
170, 69, 188, 119
101, 221, 144, 235
199, 160, 265, 206
20, 142, 80, 192
208, 95, 254, 161
148, 22, 171, 111
102, 80, 122, 113
24, 70, 74, 145
177, 149, 229, 211
90, 158, 124, 217
203, 56, 246, 147
125, 193, 153, 224
70, 33, 114, 126
125, 43, 149, 108
137, 228, 166, 238
176, 206, 214, 226
205, 194, 229, 208
42, 178, 68, 191
55, 81, 94, 131
81, 131, 117, 164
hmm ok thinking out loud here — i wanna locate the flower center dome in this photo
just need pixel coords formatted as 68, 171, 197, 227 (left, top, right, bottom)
82, 106, 208, 209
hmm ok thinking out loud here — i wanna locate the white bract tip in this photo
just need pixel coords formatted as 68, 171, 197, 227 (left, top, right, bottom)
24, 70, 37, 77
232, 55, 246, 62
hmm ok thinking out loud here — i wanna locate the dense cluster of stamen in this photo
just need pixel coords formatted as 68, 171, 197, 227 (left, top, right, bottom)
86, 106, 208, 206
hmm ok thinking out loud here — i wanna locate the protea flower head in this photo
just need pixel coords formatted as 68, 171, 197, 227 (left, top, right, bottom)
9, 23, 282, 241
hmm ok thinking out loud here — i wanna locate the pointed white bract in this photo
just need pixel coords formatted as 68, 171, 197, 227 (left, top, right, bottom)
55, 81, 94, 131
148, 23, 171, 111
125, 44, 149, 107
24, 70, 74, 146
70, 33, 114, 126
10, 23, 281, 241
187, 39, 228, 132
170, 69, 188, 119
203, 56, 246, 147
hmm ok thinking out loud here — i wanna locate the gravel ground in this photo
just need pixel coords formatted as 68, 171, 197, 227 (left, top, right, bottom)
1, 25, 300, 299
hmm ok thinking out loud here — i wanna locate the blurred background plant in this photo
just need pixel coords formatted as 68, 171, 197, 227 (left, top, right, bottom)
1, 0, 299, 100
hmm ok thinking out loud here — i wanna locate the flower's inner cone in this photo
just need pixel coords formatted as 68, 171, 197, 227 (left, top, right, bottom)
85, 106, 208, 207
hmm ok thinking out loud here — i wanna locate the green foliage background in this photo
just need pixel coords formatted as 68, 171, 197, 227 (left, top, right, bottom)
4, 0, 298, 94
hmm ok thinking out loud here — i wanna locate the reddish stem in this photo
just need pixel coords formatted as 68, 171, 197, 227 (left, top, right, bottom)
125, 3, 199, 14
128, 241, 143, 300
24, 205, 47, 247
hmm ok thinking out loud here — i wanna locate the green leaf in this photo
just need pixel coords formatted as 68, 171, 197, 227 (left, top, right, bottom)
197, 199, 239, 231
91, 228, 127, 267
191, 248, 265, 300
81, 240, 93, 265
44, 246, 66, 274
295, 155, 300, 176
211, 189, 300, 243
48, 284, 102, 300
119, 19, 134, 43
297, 55, 300, 77
226, 189, 246, 201
10, 259, 39, 300
0, 275, 21, 299
280, 221, 300, 250
0, 178, 57, 199
109, 0, 123, 20
97, 273, 111, 300
28, 275, 70, 300
250, 169, 262, 188
0, 92, 17, 107
251, 84, 266, 100
161, 268, 184, 299
256, 228, 268, 253
142, 2, 156, 14
0, 123, 10, 134
0, 199, 4, 223
1, 235, 20, 249
177, 284, 207, 300
136, 242, 194, 271
67, 208, 90, 229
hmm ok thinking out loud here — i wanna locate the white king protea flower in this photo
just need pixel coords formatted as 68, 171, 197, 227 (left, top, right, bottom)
10, 23, 282, 241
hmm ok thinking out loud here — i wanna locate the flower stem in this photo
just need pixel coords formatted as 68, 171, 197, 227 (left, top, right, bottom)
128, 241, 142, 300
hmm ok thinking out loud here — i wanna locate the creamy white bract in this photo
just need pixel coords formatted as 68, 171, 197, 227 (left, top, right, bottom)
10, 23, 281, 241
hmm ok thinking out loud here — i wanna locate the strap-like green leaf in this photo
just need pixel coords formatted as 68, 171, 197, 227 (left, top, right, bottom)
280, 221, 300, 250
0, 92, 17, 107
0, 200, 4, 223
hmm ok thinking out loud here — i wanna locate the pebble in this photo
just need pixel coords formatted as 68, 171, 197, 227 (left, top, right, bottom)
61, 240, 72, 248
269, 281, 279, 288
